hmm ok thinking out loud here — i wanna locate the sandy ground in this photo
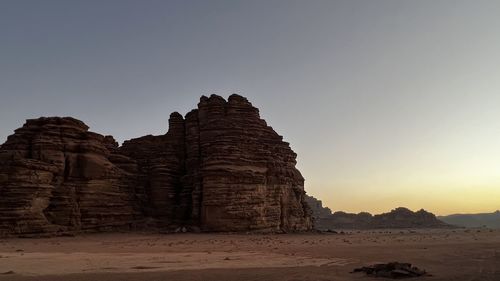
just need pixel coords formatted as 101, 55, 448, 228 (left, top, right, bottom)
0, 229, 499, 281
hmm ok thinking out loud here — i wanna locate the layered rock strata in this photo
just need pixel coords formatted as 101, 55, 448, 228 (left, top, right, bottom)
0, 117, 140, 236
0, 94, 312, 236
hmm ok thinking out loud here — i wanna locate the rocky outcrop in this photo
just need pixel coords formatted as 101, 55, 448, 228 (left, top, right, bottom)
438, 211, 500, 229
0, 117, 140, 236
310, 206, 450, 230
118, 95, 312, 232
305, 195, 334, 229
0, 94, 312, 236
186, 95, 311, 231
305, 195, 333, 219
119, 112, 187, 223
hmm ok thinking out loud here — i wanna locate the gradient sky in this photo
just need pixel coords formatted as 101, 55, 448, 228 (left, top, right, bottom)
1, 0, 499, 215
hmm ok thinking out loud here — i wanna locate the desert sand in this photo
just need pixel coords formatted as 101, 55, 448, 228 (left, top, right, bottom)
0, 229, 499, 281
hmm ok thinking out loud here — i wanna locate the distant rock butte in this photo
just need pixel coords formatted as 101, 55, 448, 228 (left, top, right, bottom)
305, 195, 333, 219
305, 196, 450, 230
0, 95, 312, 236
438, 211, 500, 229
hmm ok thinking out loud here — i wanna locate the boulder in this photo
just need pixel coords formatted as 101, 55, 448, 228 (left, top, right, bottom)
352, 262, 430, 279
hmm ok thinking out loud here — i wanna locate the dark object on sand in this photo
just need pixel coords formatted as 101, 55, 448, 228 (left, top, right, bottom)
351, 262, 429, 278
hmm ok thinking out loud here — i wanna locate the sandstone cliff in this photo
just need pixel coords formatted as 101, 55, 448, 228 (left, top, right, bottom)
0, 117, 140, 236
0, 94, 312, 236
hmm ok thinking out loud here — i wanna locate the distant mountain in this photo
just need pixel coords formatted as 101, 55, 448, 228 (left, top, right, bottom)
304, 195, 333, 219
305, 195, 451, 230
438, 211, 500, 229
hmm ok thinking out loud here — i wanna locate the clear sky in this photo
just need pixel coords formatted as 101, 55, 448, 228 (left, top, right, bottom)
1, 0, 499, 215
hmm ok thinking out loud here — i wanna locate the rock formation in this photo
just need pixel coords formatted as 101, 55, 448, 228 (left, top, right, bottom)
305, 195, 333, 219
0, 94, 312, 236
309, 205, 450, 230
368, 207, 449, 229
438, 210, 500, 229
0, 117, 140, 236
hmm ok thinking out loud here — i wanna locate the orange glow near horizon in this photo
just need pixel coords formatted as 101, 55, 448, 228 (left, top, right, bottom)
299, 121, 500, 216
308, 182, 500, 216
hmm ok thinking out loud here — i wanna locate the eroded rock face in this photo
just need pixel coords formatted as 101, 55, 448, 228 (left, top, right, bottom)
0, 117, 140, 236
119, 112, 188, 223
187, 94, 311, 231
119, 95, 312, 232
0, 94, 312, 235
